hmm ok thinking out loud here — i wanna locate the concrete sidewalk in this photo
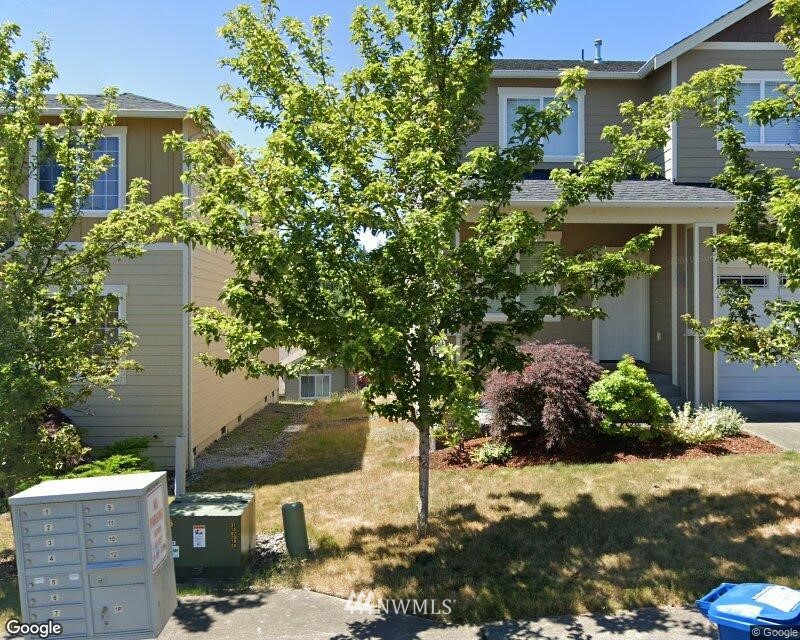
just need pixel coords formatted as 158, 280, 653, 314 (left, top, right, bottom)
161, 590, 716, 639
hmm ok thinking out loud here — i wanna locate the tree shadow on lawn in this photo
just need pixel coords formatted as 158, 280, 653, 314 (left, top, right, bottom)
340, 488, 800, 625
190, 419, 370, 490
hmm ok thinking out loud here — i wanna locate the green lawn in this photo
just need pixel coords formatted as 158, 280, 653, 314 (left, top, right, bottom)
2, 396, 799, 625
189, 397, 800, 624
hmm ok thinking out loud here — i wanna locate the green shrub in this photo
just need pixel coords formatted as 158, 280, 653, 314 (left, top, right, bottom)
470, 439, 513, 465
588, 356, 672, 439
660, 404, 745, 444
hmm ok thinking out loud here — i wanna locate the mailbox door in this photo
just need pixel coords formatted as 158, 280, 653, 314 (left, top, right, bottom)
90, 584, 150, 634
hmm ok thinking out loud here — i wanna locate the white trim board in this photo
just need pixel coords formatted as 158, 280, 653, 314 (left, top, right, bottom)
695, 41, 789, 50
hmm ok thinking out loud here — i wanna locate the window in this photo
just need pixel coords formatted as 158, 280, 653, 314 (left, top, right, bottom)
299, 374, 332, 399
717, 275, 768, 288
498, 88, 584, 161
487, 240, 559, 321
733, 74, 799, 148
30, 127, 126, 215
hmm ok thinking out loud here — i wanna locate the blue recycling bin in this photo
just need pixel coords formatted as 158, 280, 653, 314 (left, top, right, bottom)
697, 583, 800, 640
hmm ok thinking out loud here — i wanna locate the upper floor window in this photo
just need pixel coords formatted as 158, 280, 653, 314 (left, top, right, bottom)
498, 88, 584, 162
734, 73, 799, 149
30, 127, 127, 216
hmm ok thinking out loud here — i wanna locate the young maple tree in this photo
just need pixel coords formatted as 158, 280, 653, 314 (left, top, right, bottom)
0, 25, 178, 497
172, 0, 669, 537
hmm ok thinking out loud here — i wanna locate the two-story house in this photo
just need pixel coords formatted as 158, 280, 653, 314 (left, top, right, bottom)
34, 94, 279, 488
465, 0, 800, 406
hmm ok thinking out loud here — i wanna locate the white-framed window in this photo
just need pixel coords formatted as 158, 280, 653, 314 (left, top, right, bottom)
29, 126, 127, 216
717, 275, 769, 288
733, 72, 798, 149
486, 232, 563, 323
498, 87, 585, 162
299, 373, 332, 399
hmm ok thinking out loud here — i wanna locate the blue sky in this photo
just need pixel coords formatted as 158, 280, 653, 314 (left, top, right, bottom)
5, 0, 743, 147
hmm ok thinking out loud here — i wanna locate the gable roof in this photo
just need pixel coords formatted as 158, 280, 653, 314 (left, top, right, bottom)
492, 0, 779, 80
43, 93, 187, 118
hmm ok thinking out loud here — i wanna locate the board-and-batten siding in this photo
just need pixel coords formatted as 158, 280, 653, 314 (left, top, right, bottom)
676, 48, 794, 184
190, 246, 279, 455
64, 250, 184, 469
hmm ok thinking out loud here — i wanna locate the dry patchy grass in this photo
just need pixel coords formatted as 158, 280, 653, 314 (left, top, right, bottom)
189, 399, 800, 624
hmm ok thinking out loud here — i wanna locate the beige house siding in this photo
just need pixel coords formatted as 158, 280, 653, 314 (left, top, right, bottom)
676, 48, 793, 184
190, 246, 279, 455
283, 367, 354, 401
65, 249, 185, 469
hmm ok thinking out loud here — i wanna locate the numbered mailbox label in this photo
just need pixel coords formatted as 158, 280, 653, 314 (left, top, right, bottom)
41, 507, 51, 517
105, 503, 115, 512
43, 523, 53, 533
50, 594, 60, 602
47, 554, 56, 564
107, 535, 117, 544
106, 519, 115, 528
108, 550, 119, 560
51, 609, 61, 618
114, 605, 124, 614
48, 578, 58, 587
45, 539, 54, 548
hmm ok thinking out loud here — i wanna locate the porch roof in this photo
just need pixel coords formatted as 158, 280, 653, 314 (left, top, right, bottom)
511, 179, 736, 207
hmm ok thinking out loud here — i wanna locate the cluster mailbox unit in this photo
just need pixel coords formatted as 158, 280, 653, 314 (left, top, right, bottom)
9, 472, 176, 639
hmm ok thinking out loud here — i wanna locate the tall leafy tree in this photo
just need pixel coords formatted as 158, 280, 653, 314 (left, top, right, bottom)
0, 25, 178, 497
172, 0, 667, 537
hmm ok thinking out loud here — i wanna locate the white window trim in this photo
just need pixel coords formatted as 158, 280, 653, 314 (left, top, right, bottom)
485, 231, 563, 324
28, 126, 127, 217
731, 72, 796, 151
299, 373, 332, 400
498, 87, 585, 162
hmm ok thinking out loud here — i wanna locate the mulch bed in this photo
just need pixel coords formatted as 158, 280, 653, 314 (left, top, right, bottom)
430, 432, 783, 470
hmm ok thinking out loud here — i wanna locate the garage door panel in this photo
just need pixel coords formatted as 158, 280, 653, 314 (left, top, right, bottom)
716, 268, 800, 401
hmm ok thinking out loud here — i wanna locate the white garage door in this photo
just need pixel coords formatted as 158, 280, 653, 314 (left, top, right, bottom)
717, 267, 800, 401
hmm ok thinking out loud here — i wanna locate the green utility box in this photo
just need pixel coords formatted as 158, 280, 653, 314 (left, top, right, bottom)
169, 493, 255, 579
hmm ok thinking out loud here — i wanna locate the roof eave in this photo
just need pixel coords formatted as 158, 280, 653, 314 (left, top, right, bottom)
472, 199, 736, 209
491, 69, 642, 80
41, 107, 187, 119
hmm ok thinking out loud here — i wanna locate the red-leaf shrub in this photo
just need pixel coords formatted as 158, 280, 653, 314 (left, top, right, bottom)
483, 341, 604, 449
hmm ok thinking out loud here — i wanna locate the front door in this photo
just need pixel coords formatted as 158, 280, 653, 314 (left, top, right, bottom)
598, 270, 650, 363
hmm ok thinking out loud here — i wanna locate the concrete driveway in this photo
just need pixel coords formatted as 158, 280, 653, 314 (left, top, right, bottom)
726, 402, 800, 451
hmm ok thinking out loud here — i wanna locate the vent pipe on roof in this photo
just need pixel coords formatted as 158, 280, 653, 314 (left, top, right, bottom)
593, 38, 603, 64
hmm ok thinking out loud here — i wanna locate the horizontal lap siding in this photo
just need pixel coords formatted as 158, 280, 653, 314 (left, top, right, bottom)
65, 249, 184, 469
190, 246, 279, 454
647, 65, 672, 175
465, 78, 645, 165
676, 49, 794, 184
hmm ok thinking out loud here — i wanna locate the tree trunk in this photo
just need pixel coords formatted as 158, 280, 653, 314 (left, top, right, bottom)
417, 424, 430, 539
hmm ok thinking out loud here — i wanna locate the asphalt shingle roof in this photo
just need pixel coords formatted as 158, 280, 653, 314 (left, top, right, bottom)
512, 179, 735, 204
44, 92, 187, 112
493, 59, 645, 73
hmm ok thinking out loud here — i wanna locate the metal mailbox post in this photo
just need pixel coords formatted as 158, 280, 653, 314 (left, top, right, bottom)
9, 472, 177, 639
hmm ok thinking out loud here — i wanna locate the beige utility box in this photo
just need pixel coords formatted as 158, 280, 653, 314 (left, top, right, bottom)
10, 472, 176, 638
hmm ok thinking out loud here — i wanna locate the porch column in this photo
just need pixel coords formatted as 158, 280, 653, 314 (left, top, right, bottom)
686, 223, 717, 406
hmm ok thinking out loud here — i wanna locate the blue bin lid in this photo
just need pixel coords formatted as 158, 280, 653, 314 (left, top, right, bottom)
706, 584, 800, 630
